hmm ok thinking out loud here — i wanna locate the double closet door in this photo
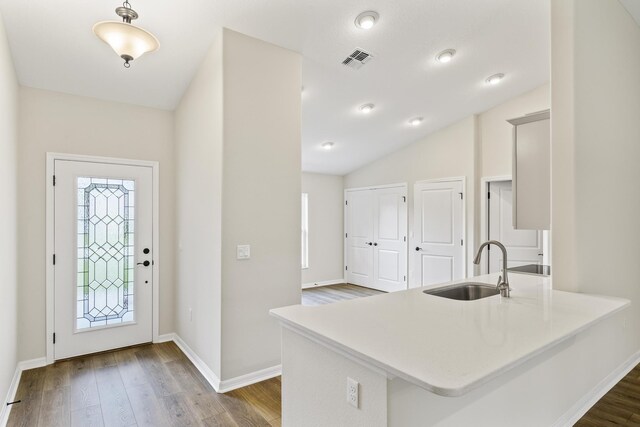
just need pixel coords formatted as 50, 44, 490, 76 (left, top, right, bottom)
345, 186, 407, 292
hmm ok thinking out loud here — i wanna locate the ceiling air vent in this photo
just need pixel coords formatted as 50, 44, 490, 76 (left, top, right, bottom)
342, 48, 374, 70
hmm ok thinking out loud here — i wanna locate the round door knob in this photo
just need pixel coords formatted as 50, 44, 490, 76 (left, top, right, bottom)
137, 260, 150, 267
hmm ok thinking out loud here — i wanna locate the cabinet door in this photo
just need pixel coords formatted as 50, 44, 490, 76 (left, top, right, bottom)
372, 187, 407, 292
513, 117, 550, 230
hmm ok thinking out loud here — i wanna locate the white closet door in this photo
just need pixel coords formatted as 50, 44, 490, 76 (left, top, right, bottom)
488, 181, 543, 272
346, 190, 374, 287
373, 187, 407, 292
414, 180, 464, 287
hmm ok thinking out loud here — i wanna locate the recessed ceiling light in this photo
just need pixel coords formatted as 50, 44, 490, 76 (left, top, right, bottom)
436, 49, 456, 63
355, 11, 379, 30
359, 103, 375, 114
486, 73, 505, 85
409, 117, 424, 126
321, 141, 335, 150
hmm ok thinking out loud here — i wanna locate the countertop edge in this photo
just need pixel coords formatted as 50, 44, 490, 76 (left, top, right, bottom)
270, 297, 631, 397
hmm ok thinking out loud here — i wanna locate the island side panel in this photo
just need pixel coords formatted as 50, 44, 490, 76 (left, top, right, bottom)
387, 309, 631, 426
281, 327, 388, 427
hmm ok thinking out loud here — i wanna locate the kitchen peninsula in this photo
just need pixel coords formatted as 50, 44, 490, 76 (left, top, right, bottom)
271, 273, 630, 426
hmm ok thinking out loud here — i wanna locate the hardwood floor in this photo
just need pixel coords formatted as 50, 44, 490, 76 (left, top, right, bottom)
576, 363, 640, 426
301, 283, 385, 306
7, 342, 281, 427
9, 339, 639, 426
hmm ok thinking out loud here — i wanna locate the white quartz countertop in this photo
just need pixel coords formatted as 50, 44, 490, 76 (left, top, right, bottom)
270, 274, 630, 397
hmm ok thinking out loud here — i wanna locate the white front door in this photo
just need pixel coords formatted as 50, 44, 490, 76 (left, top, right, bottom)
372, 187, 407, 292
53, 159, 154, 360
346, 190, 374, 288
414, 180, 465, 287
488, 181, 543, 272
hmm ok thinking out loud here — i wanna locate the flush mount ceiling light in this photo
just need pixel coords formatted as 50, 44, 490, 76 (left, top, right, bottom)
436, 49, 456, 63
409, 117, 424, 126
93, 1, 160, 68
359, 103, 375, 114
355, 11, 379, 30
321, 141, 335, 150
486, 73, 505, 85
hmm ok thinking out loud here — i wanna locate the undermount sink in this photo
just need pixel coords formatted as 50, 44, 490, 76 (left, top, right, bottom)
423, 282, 500, 301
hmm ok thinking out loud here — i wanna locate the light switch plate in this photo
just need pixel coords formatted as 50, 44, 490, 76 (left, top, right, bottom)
237, 245, 251, 260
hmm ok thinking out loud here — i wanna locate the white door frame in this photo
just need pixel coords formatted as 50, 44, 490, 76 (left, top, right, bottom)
479, 175, 551, 275
479, 176, 511, 275
343, 183, 408, 288
412, 177, 467, 287
45, 152, 161, 364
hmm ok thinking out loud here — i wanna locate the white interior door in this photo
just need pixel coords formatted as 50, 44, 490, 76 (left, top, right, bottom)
346, 190, 374, 288
414, 180, 464, 287
372, 187, 407, 292
54, 159, 154, 360
488, 181, 543, 272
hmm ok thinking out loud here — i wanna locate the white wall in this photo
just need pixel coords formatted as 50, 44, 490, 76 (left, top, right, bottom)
301, 173, 344, 287
345, 117, 477, 281
174, 33, 223, 376
478, 84, 550, 178
552, 0, 640, 359
17, 87, 176, 361
220, 29, 301, 380
0, 10, 18, 419
174, 29, 301, 382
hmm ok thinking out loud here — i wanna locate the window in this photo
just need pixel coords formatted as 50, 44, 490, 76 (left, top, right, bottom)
301, 193, 309, 269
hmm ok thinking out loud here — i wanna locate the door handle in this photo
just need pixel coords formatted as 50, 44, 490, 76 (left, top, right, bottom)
366, 242, 373, 246
415, 247, 422, 251
137, 260, 150, 267
373, 243, 378, 246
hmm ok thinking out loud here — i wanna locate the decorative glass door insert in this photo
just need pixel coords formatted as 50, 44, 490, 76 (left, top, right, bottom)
77, 177, 136, 330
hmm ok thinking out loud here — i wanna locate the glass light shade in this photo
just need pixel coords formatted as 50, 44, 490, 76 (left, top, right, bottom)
93, 21, 159, 61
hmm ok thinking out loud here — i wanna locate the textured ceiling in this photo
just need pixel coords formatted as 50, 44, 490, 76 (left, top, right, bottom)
0, 0, 551, 174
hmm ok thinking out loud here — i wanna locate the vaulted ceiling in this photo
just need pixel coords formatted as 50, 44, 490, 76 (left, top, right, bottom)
0, 0, 553, 174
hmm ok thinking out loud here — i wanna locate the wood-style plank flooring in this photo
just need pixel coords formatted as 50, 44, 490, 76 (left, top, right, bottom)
301, 283, 384, 306
7, 342, 281, 427
576, 363, 640, 426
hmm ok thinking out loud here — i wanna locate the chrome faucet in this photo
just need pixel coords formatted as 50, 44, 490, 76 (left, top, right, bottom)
473, 240, 511, 298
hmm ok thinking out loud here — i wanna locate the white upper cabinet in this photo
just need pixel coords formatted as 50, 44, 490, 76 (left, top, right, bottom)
508, 110, 550, 230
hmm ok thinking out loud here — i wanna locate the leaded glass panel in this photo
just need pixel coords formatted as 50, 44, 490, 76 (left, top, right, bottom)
77, 177, 135, 330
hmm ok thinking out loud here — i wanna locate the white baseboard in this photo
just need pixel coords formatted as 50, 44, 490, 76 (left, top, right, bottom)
302, 278, 345, 290
17, 358, 46, 371
172, 333, 281, 393
172, 334, 221, 391
155, 333, 176, 343
0, 364, 22, 427
553, 350, 640, 427
218, 364, 281, 393
1, 357, 47, 426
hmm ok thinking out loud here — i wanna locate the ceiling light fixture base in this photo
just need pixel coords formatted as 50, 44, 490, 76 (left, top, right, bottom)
355, 11, 379, 29
115, 2, 138, 24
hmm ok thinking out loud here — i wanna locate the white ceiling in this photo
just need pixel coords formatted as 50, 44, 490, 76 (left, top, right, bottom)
0, 0, 550, 175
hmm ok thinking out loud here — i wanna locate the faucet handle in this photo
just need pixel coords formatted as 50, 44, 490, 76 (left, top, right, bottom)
496, 275, 502, 288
